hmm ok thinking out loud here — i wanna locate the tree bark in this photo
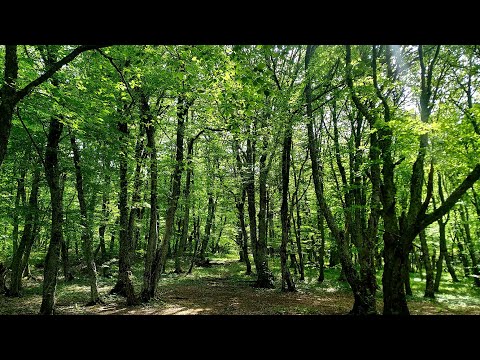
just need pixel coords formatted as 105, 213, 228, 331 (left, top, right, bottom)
139, 94, 160, 302
175, 136, 195, 273
39, 115, 65, 315
459, 203, 480, 286
70, 134, 101, 304
256, 145, 274, 288
12, 167, 26, 255
110, 120, 137, 305
237, 189, 251, 274
280, 121, 296, 292
147, 94, 189, 299
199, 193, 215, 262
128, 121, 146, 255
8, 166, 41, 297
419, 230, 435, 298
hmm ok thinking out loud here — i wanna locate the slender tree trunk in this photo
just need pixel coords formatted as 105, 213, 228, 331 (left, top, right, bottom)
70, 134, 101, 304
8, 166, 40, 297
256, 147, 274, 288
459, 203, 480, 286
317, 211, 325, 283
188, 216, 201, 274
419, 230, 435, 298
141, 94, 159, 301
280, 122, 295, 292
97, 185, 109, 263
175, 137, 195, 273
199, 193, 215, 262
238, 189, 251, 274
39, 116, 65, 315
128, 123, 146, 255
110, 120, 137, 305
148, 94, 188, 298
12, 167, 26, 255
214, 215, 226, 253
109, 218, 118, 257
305, 45, 328, 283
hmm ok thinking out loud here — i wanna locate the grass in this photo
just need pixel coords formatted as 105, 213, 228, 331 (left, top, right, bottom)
1, 252, 479, 315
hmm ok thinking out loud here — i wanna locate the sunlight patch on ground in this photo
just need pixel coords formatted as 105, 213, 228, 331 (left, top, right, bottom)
325, 287, 338, 293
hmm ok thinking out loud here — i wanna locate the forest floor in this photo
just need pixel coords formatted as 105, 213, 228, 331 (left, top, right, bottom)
1, 255, 480, 315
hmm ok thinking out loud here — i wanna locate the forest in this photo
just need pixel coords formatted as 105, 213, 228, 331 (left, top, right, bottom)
0, 44, 479, 316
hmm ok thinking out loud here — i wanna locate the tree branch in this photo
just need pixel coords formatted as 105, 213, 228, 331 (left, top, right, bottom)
420, 164, 480, 232
16, 108, 45, 167
15, 45, 108, 102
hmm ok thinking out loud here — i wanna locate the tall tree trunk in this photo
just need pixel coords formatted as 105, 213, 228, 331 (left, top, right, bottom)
459, 203, 480, 286
317, 211, 325, 283
419, 230, 435, 298
110, 120, 137, 305
128, 123, 146, 254
141, 94, 159, 301
147, 94, 188, 299
70, 134, 101, 304
175, 136, 195, 273
39, 116, 65, 315
256, 147, 274, 288
236, 189, 251, 274
305, 45, 329, 283
434, 174, 458, 289
456, 234, 470, 278
8, 166, 41, 297
12, 167, 26, 255
97, 180, 110, 263
280, 122, 295, 292
199, 193, 215, 262
187, 216, 201, 274
0, 46, 18, 170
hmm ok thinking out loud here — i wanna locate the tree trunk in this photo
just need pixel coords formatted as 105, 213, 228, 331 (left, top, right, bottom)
109, 218, 118, 257
0, 46, 18, 170
148, 94, 188, 299
199, 193, 215, 262
141, 94, 159, 302
404, 253, 413, 296
8, 166, 41, 297
187, 216, 201, 274
459, 203, 480, 286
128, 122, 146, 255
419, 230, 435, 298
39, 116, 65, 315
280, 123, 296, 292
12, 167, 26, 256
305, 45, 328, 283
70, 134, 101, 304
256, 146, 274, 288
110, 120, 137, 305
97, 185, 109, 264
237, 189, 251, 274
317, 211, 325, 283
434, 174, 458, 289
175, 136, 195, 273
